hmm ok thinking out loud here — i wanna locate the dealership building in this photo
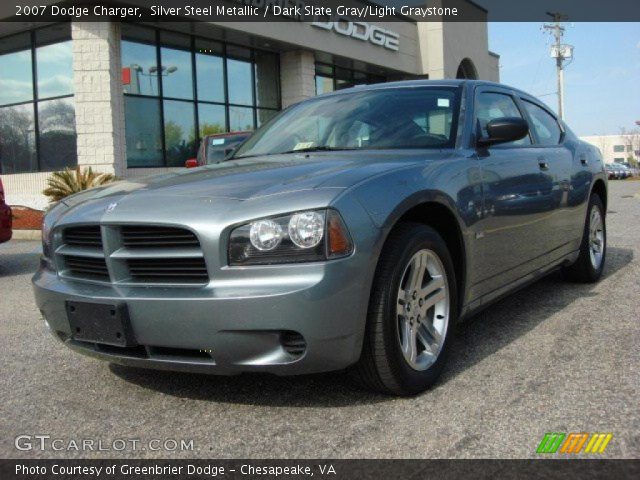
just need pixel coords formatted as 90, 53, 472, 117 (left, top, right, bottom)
0, 1, 499, 210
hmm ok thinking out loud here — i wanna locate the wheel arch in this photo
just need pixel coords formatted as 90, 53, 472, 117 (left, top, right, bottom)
591, 179, 607, 212
377, 197, 468, 314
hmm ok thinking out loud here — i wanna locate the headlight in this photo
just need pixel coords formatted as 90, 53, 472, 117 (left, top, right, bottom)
229, 209, 353, 266
40, 201, 66, 271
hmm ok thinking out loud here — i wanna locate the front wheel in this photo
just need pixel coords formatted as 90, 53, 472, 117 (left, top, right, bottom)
562, 193, 606, 283
352, 223, 457, 396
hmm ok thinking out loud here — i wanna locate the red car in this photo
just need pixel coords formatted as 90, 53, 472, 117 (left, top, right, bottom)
0, 177, 12, 244
185, 131, 251, 168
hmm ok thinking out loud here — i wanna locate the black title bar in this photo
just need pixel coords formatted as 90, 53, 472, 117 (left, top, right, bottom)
1, 0, 640, 22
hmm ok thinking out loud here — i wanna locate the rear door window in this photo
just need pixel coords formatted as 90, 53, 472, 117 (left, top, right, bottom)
522, 100, 562, 145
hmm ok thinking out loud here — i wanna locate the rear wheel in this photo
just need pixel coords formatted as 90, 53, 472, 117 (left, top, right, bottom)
562, 193, 606, 283
352, 223, 457, 396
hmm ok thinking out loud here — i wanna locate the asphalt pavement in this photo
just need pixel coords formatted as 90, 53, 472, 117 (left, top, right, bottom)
1, 181, 638, 459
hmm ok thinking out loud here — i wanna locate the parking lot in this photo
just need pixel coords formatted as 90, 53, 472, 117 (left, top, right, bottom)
1, 181, 638, 459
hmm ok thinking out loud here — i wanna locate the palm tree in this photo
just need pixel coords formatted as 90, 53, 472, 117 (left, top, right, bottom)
43, 166, 116, 202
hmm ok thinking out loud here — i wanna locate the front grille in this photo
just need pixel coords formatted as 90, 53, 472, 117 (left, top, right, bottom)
64, 226, 102, 247
57, 224, 209, 285
121, 226, 199, 248
64, 255, 109, 280
127, 258, 208, 283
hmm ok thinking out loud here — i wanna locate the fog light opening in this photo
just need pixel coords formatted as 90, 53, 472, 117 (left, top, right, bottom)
280, 331, 306, 357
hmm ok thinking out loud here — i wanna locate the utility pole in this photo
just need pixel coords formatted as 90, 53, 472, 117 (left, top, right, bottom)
543, 12, 572, 120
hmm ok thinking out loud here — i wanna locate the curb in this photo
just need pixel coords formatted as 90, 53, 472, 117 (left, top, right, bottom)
11, 230, 41, 241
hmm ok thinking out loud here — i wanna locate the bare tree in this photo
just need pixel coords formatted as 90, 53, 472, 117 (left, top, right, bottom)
620, 127, 640, 167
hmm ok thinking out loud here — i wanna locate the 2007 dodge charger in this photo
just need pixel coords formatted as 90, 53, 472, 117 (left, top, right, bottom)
33, 80, 607, 395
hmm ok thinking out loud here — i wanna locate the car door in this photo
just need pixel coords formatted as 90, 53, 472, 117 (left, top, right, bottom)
518, 97, 576, 251
472, 87, 563, 299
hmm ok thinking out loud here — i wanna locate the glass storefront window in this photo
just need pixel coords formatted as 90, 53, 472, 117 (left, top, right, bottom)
0, 33, 33, 106
0, 25, 76, 174
316, 76, 334, 95
315, 62, 387, 95
36, 40, 73, 99
227, 58, 253, 106
161, 46, 193, 100
38, 97, 77, 171
124, 96, 163, 167
229, 106, 254, 132
198, 103, 226, 137
163, 100, 196, 166
0, 103, 36, 173
196, 51, 224, 103
122, 26, 280, 168
122, 41, 159, 96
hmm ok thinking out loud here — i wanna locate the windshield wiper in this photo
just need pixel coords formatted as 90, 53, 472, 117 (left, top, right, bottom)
278, 146, 357, 154
232, 146, 357, 160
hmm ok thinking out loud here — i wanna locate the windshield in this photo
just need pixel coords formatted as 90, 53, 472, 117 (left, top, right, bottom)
234, 86, 461, 158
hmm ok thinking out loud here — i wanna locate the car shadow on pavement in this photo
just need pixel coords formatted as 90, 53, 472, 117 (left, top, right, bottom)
440, 246, 634, 386
0, 252, 41, 277
110, 247, 633, 405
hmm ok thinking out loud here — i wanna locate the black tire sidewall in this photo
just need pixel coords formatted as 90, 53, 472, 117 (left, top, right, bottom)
584, 195, 606, 280
378, 224, 458, 394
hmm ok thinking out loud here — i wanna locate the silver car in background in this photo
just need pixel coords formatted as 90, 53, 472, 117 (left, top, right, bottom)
33, 80, 607, 395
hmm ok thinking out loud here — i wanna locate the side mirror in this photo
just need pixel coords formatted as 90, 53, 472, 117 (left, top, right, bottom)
185, 158, 198, 168
478, 117, 529, 147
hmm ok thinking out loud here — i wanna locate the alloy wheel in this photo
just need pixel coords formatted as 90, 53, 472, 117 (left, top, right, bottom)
396, 249, 450, 371
588, 205, 604, 270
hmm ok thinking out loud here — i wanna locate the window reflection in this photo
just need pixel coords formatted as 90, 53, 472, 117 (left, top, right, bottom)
38, 97, 77, 171
0, 48, 33, 106
227, 59, 253, 106
163, 100, 196, 166
0, 103, 36, 173
121, 27, 280, 168
161, 46, 193, 100
198, 103, 226, 137
229, 106, 254, 132
36, 40, 73, 99
124, 96, 163, 167
122, 41, 159, 96
196, 52, 224, 103
0, 26, 76, 173
315, 76, 334, 95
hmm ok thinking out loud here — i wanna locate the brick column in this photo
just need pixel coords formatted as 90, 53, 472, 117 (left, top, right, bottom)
279, 50, 316, 108
71, 22, 126, 177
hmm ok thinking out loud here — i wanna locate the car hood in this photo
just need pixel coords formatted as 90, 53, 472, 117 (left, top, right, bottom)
62, 150, 453, 208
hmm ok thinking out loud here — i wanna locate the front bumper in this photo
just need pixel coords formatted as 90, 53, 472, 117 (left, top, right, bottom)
32, 256, 371, 376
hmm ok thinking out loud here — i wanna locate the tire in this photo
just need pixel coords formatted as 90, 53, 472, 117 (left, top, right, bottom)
562, 193, 606, 283
352, 222, 458, 396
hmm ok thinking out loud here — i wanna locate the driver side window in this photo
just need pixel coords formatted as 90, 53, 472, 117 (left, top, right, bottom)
476, 92, 531, 146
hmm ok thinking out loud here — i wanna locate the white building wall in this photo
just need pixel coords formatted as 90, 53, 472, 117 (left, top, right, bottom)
581, 134, 640, 164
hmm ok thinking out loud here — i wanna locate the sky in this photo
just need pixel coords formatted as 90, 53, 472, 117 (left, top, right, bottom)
488, 22, 640, 136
